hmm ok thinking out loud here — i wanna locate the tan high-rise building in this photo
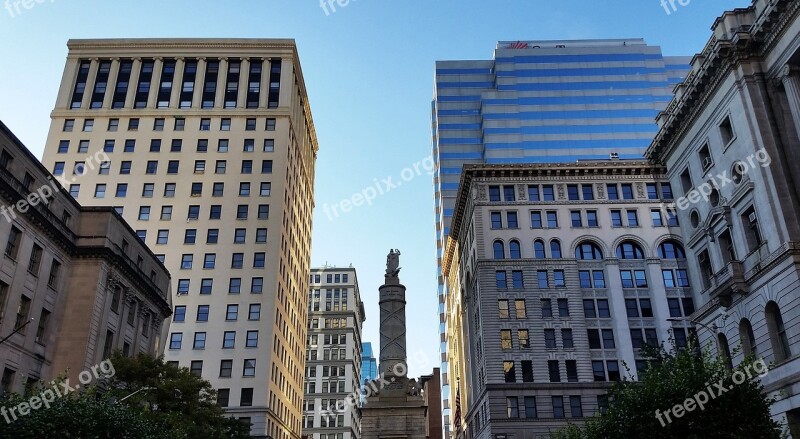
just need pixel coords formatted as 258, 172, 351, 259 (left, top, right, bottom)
40, 39, 319, 439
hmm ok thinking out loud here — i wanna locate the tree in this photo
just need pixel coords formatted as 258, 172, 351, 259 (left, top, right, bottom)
551, 344, 784, 439
102, 352, 251, 439
0, 352, 250, 439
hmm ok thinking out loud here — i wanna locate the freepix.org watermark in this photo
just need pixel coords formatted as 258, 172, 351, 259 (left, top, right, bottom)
652, 147, 771, 221
655, 358, 769, 427
4, 0, 55, 18
322, 155, 435, 221
319, 0, 357, 16
660, 0, 692, 15
0, 150, 108, 224
1, 359, 116, 424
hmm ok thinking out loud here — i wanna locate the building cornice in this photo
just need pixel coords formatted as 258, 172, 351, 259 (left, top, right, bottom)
646, 0, 800, 162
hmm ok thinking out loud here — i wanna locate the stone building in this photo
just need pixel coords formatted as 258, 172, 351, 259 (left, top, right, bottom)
39, 38, 319, 438
0, 119, 171, 395
646, 0, 800, 435
443, 161, 693, 438
304, 267, 365, 439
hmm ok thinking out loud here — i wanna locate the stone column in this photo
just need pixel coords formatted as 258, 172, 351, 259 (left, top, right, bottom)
780, 65, 800, 141
147, 57, 163, 109
237, 58, 249, 109
379, 252, 408, 378
214, 58, 228, 109
102, 58, 120, 109
170, 58, 184, 109
124, 58, 141, 109
193, 57, 206, 109
258, 57, 269, 108
55, 58, 81, 109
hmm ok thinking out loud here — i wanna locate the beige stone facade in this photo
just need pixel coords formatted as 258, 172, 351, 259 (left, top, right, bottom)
39, 39, 319, 439
646, 1, 800, 436
0, 120, 171, 395
444, 162, 693, 438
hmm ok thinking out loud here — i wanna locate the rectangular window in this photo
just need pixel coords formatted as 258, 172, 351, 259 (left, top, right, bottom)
507, 397, 519, 418
27, 245, 43, 275
548, 360, 561, 382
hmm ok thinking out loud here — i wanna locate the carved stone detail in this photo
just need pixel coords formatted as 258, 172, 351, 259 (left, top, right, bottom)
596, 183, 606, 200
556, 184, 565, 200
517, 184, 527, 201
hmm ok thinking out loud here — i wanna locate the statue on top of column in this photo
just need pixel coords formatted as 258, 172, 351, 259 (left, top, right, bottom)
386, 249, 401, 277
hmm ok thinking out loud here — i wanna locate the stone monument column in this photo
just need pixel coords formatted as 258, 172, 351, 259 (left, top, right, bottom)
379, 249, 407, 378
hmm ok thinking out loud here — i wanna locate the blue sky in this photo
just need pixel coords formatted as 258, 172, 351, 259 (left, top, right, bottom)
0, 0, 749, 377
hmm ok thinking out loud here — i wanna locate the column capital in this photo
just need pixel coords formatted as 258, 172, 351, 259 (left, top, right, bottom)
782, 64, 800, 79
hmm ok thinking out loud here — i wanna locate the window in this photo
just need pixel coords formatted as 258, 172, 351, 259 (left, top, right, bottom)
193, 332, 207, 349
146, 161, 158, 174
719, 116, 735, 146
94, 184, 106, 198
203, 253, 216, 269
521, 361, 534, 383
518, 329, 529, 348
142, 183, 154, 197
557, 298, 569, 317
509, 240, 521, 259
488, 186, 500, 201
258, 204, 270, 219
218, 139, 229, 152
498, 300, 509, 318
223, 331, 236, 348
542, 185, 554, 201
537, 270, 548, 288
197, 139, 208, 152
495, 271, 507, 289
569, 396, 583, 418
253, 253, 265, 268
156, 230, 169, 244
550, 240, 562, 258
766, 301, 791, 362
63, 119, 74, 132
57, 140, 69, 153
621, 184, 634, 200
153, 118, 165, 131
541, 299, 552, 318
566, 360, 578, 382
169, 333, 183, 349
568, 184, 579, 200
180, 254, 193, 269
586, 210, 598, 227
74, 161, 86, 175
680, 168, 693, 195
546, 211, 558, 228
196, 305, 209, 322
533, 240, 546, 258
263, 139, 275, 152
167, 160, 179, 174
138, 206, 150, 221
255, 229, 267, 243
207, 229, 219, 244
240, 388, 253, 407
219, 360, 233, 377
548, 360, 561, 383
27, 245, 42, 276
239, 182, 251, 196
530, 211, 542, 228
551, 396, 565, 418
220, 118, 231, 131
504, 361, 516, 383
575, 242, 603, 260
658, 241, 686, 259
53, 162, 65, 175
237, 205, 249, 219
528, 185, 540, 201
174, 118, 185, 131
493, 241, 505, 259
742, 207, 763, 252
545, 329, 557, 348
249, 304, 261, 321
582, 185, 594, 200
507, 211, 518, 228
740, 318, 757, 357
611, 210, 623, 227
266, 118, 276, 131
507, 397, 519, 418
571, 210, 582, 227
160, 205, 173, 220
173, 306, 186, 322
177, 280, 190, 295
651, 209, 664, 226
200, 118, 211, 131
124, 139, 135, 152
82, 119, 94, 132
210, 205, 221, 219
261, 160, 273, 174
187, 205, 200, 220
243, 359, 256, 377
191, 183, 203, 196
616, 242, 644, 259
47, 261, 61, 287
245, 118, 257, 131
500, 329, 512, 350
184, 230, 196, 244
627, 209, 639, 227
606, 184, 619, 200
226, 304, 239, 321
190, 361, 203, 377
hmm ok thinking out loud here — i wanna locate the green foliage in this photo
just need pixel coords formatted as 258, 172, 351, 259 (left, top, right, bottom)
0, 352, 250, 439
551, 344, 784, 439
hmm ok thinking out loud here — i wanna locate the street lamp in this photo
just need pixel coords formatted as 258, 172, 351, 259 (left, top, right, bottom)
0, 318, 34, 346
110, 386, 154, 405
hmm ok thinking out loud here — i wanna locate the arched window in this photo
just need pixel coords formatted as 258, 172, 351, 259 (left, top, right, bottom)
575, 242, 603, 260
616, 241, 645, 259
739, 318, 757, 357
533, 240, 546, 259
493, 241, 505, 260
766, 301, 791, 362
550, 240, 562, 259
509, 240, 521, 259
717, 333, 733, 370
658, 240, 686, 259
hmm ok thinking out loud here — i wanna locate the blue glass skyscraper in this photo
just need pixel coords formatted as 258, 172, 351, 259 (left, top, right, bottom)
432, 39, 690, 433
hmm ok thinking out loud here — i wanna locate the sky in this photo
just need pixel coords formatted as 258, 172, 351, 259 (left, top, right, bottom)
0, 0, 751, 377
